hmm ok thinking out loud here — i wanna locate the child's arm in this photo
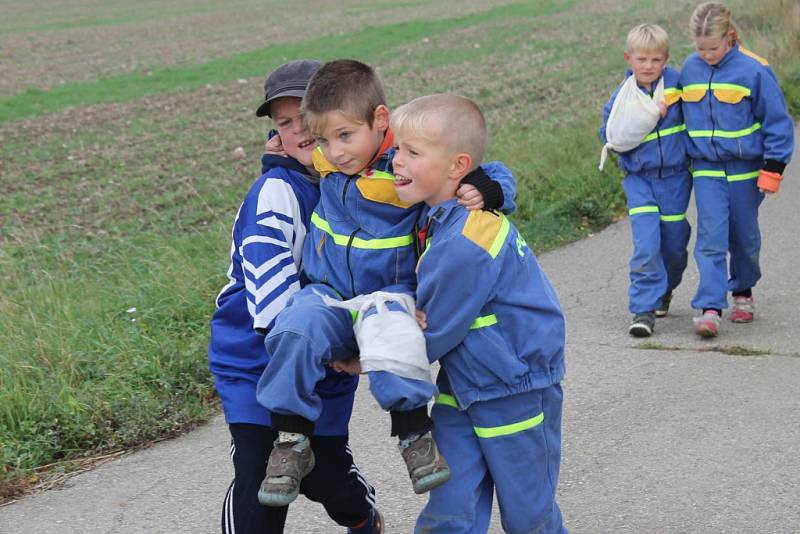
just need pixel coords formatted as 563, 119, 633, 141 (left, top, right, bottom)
753, 66, 795, 194
457, 161, 517, 213
416, 233, 500, 362
239, 178, 304, 332
599, 88, 619, 144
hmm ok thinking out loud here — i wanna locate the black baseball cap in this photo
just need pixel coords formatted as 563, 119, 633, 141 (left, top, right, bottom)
255, 59, 323, 118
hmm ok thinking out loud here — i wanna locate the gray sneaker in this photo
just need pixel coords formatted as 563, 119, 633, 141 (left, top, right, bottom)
629, 312, 655, 337
399, 432, 451, 494
655, 291, 672, 318
257, 437, 315, 507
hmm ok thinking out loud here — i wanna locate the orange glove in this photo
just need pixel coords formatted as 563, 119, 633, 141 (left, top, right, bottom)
757, 170, 782, 193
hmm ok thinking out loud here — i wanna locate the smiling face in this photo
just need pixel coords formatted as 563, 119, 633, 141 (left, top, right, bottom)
311, 106, 388, 176
624, 48, 668, 90
270, 97, 316, 168
694, 32, 734, 66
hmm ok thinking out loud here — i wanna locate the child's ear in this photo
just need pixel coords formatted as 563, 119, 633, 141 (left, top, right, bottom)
449, 153, 473, 181
373, 105, 390, 131
623, 51, 631, 63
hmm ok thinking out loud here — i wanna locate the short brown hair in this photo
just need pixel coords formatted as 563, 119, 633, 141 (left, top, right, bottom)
391, 93, 487, 169
301, 59, 387, 133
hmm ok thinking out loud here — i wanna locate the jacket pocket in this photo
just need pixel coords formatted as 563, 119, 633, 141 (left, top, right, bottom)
713, 88, 747, 104
681, 88, 706, 103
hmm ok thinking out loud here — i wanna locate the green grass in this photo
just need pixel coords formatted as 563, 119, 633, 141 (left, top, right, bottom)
1, 0, 798, 497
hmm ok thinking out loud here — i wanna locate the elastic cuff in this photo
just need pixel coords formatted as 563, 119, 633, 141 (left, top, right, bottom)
390, 406, 432, 437
462, 167, 504, 211
732, 289, 752, 298
270, 413, 314, 436
763, 159, 786, 174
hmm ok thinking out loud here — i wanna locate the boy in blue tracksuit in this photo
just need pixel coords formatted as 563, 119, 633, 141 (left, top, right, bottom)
682, 2, 794, 338
388, 93, 566, 534
600, 24, 691, 337
255, 60, 516, 508
208, 60, 382, 534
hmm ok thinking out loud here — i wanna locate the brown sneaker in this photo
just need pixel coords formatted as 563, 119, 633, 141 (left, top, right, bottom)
257, 437, 315, 507
399, 432, 451, 494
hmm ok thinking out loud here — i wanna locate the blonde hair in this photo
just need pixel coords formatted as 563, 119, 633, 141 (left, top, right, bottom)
390, 94, 487, 169
690, 2, 736, 40
301, 59, 387, 134
625, 23, 670, 54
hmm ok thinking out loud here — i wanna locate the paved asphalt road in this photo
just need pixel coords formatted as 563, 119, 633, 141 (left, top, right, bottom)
3, 130, 800, 533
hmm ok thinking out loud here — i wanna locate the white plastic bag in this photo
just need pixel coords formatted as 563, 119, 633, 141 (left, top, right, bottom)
599, 75, 664, 170
318, 290, 432, 383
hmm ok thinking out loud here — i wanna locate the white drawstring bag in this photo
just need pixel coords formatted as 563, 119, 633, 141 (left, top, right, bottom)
599, 75, 664, 170
317, 290, 432, 383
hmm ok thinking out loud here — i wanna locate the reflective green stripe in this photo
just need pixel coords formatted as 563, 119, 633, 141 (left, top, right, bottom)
663, 87, 682, 95
474, 412, 544, 438
350, 310, 358, 324
688, 122, 761, 139
727, 171, 760, 182
642, 123, 686, 143
693, 170, 759, 182
488, 216, 510, 259
710, 82, 751, 96
470, 314, 497, 329
660, 213, 686, 222
629, 205, 659, 216
311, 212, 413, 249
681, 83, 751, 95
361, 169, 394, 181
436, 394, 458, 409
693, 169, 726, 178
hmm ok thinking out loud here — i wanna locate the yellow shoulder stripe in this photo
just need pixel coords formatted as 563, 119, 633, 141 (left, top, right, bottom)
312, 147, 339, 177
462, 211, 510, 258
739, 47, 769, 66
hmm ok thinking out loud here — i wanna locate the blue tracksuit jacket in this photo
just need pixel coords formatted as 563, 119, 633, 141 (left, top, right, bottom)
208, 155, 357, 433
415, 199, 565, 409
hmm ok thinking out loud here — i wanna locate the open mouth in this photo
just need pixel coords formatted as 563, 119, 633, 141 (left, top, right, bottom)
298, 139, 315, 150
394, 174, 412, 187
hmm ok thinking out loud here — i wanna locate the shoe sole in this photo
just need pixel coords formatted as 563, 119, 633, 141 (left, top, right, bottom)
730, 315, 753, 323
628, 324, 653, 337
413, 469, 452, 494
695, 326, 718, 338
654, 310, 668, 318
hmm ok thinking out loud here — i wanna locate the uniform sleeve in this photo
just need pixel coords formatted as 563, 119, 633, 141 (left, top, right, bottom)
480, 160, 517, 215
754, 65, 795, 167
599, 84, 621, 144
416, 235, 500, 363
239, 177, 305, 331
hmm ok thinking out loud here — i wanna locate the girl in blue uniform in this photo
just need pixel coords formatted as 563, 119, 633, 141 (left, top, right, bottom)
680, 2, 794, 337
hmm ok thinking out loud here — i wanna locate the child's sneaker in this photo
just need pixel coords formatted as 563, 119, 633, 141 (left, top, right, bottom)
398, 432, 451, 494
729, 296, 755, 323
655, 291, 672, 318
693, 310, 721, 338
257, 434, 315, 507
628, 312, 655, 337
348, 508, 384, 534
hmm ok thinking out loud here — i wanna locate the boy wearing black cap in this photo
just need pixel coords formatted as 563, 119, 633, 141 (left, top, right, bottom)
209, 60, 383, 534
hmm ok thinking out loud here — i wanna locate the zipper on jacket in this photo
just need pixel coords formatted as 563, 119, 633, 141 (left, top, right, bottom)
708, 68, 722, 161
650, 87, 665, 178
345, 229, 359, 298
342, 176, 354, 206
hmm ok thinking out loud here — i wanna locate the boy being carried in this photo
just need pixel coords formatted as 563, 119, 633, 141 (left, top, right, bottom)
255, 60, 515, 508
389, 93, 567, 533
600, 24, 692, 337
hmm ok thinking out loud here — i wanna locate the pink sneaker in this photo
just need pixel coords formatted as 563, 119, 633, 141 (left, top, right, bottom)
729, 296, 754, 323
693, 310, 721, 338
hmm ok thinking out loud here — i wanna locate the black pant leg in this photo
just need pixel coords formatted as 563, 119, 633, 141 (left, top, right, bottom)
301, 435, 376, 528
224, 424, 288, 534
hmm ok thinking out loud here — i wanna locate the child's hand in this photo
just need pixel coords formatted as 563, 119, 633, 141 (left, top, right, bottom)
331, 357, 362, 375
415, 309, 427, 329
456, 183, 484, 211
657, 101, 667, 118
264, 134, 288, 157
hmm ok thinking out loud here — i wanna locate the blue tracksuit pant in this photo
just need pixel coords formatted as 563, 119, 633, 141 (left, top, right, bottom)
257, 284, 434, 424
623, 170, 692, 314
691, 159, 764, 311
416, 377, 566, 534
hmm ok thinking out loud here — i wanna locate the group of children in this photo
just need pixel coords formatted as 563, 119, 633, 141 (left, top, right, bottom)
602, 2, 794, 339
206, 1, 793, 532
